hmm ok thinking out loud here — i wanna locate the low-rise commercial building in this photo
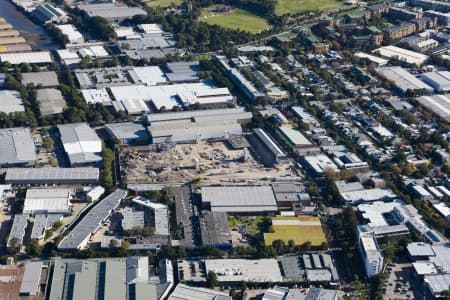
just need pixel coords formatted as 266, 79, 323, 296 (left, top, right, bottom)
24, 188, 72, 215
204, 259, 283, 283
58, 189, 127, 250
58, 123, 102, 166
201, 186, 278, 213
5, 167, 100, 185
376, 67, 433, 93
0, 90, 24, 114
49, 257, 173, 300
77, 3, 146, 23
373, 46, 429, 66
105, 122, 149, 145
0, 127, 36, 167
417, 94, 450, 122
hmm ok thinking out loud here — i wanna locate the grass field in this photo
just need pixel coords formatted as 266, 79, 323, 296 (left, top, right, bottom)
144, 0, 183, 8
275, 0, 344, 16
200, 6, 272, 34
264, 216, 327, 246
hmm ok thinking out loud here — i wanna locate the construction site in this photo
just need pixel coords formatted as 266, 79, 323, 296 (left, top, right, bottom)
119, 140, 300, 185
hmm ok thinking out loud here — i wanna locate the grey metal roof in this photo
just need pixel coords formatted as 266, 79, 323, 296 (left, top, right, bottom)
105, 122, 149, 141
5, 167, 99, 184
200, 211, 232, 247
168, 283, 232, 300
36, 88, 66, 116
58, 189, 127, 250
0, 127, 36, 166
253, 128, 286, 159
21, 71, 59, 87
20, 261, 43, 295
31, 214, 48, 240
165, 61, 200, 83
7, 214, 28, 247
146, 107, 251, 124
407, 242, 435, 257
201, 186, 278, 213
57, 122, 100, 144
50, 257, 164, 300
78, 3, 146, 19
278, 256, 304, 279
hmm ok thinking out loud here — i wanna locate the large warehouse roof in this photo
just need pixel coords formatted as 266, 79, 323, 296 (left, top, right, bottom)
21, 71, 58, 87
58, 123, 102, 165
58, 189, 127, 250
420, 71, 450, 92
146, 107, 251, 124
128, 66, 167, 86
105, 122, 149, 141
78, 3, 146, 20
417, 94, 450, 122
376, 67, 433, 93
0, 127, 36, 166
24, 188, 72, 214
5, 167, 100, 185
204, 259, 283, 282
201, 186, 278, 213
0, 51, 52, 64
110, 82, 234, 111
0, 90, 25, 114
373, 45, 428, 66
168, 284, 231, 300
37, 88, 67, 116
150, 119, 243, 144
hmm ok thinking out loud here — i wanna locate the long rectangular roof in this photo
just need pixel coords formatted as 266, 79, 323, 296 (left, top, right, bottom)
373, 45, 428, 66
0, 127, 36, 165
8, 214, 28, 247
168, 284, 231, 300
78, 3, 146, 19
376, 67, 433, 93
5, 167, 99, 184
204, 259, 283, 282
20, 261, 42, 296
0, 51, 52, 64
417, 94, 450, 122
58, 189, 127, 250
201, 186, 278, 213
146, 107, 251, 124
24, 188, 72, 214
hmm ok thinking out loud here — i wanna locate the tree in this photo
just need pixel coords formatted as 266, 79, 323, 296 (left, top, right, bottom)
207, 271, 218, 288
27, 239, 42, 257
8, 237, 20, 254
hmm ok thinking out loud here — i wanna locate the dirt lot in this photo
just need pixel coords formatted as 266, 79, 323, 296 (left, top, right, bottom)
120, 141, 300, 185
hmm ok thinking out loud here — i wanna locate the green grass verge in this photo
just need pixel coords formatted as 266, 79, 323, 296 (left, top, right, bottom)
200, 6, 272, 34
144, 0, 183, 8
275, 0, 344, 16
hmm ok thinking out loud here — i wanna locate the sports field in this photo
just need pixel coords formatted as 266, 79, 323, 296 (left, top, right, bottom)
200, 6, 272, 34
145, 0, 183, 8
275, 0, 344, 16
264, 216, 327, 246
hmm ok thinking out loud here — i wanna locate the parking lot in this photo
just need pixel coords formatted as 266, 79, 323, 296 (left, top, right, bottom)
383, 263, 415, 300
